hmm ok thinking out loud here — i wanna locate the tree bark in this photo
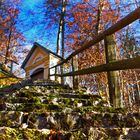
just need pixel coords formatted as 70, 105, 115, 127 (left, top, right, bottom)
104, 35, 121, 107
56, 19, 62, 55
5, 29, 12, 64
61, 0, 67, 84
61, 0, 66, 58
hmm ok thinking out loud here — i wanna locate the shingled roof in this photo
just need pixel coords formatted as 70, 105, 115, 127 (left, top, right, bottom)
21, 42, 63, 68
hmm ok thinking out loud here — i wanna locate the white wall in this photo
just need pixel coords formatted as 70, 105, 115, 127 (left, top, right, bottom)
49, 54, 61, 81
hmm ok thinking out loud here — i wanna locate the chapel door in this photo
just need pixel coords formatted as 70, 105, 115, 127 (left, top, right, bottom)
31, 68, 44, 80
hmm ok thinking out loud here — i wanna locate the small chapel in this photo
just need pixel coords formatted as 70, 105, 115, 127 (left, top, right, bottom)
21, 42, 63, 80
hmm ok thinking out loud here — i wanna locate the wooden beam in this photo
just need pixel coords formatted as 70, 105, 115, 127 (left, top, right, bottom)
0, 77, 11, 79
50, 7, 140, 69
50, 56, 140, 77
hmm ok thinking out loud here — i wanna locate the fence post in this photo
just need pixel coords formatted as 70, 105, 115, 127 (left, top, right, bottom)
61, 65, 64, 85
71, 56, 79, 89
104, 35, 121, 107
54, 67, 57, 81
71, 57, 75, 89
48, 68, 50, 80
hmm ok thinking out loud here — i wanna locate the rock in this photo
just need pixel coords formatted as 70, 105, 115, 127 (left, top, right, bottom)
62, 107, 73, 113
47, 115, 57, 126
5, 103, 16, 110
77, 102, 83, 107
25, 86, 29, 89
21, 123, 28, 128
38, 129, 50, 135
52, 98, 59, 105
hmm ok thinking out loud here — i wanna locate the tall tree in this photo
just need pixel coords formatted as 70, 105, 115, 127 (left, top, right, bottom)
45, 0, 67, 58
0, 0, 26, 75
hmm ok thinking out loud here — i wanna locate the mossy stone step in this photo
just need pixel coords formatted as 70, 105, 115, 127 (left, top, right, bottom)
0, 92, 12, 97
1, 96, 105, 108
11, 89, 75, 98
0, 79, 64, 92
0, 99, 128, 113
5, 88, 101, 99
0, 81, 139, 139
26, 82, 63, 87
0, 103, 62, 112
0, 127, 140, 140
0, 111, 139, 129
58, 93, 101, 99
0, 127, 51, 140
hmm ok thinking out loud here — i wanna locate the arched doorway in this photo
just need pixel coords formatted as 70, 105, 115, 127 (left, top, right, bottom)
30, 68, 44, 80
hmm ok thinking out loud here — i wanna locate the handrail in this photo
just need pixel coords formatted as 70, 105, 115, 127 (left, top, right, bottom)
0, 54, 19, 65
50, 56, 140, 77
50, 7, 140, 69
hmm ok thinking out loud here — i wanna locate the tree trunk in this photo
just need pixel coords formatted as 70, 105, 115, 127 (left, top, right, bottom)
104, 35, 121, 107
61, 0, 66, 58
56, 19, 62, 55
61, 0, 67, 84
95, 0, 104, 95
5, 29, 12, 64
56, 0, 67, 58
133, 70, 140, 109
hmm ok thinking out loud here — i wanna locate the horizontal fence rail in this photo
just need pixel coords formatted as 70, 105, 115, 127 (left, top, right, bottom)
50, 7, 140, 70
50, 56, 140, 77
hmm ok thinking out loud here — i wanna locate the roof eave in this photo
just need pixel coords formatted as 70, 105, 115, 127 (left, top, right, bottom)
21, 42, 64, 69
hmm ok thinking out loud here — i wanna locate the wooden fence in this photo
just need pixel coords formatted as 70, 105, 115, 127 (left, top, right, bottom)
49, 7, 140, 108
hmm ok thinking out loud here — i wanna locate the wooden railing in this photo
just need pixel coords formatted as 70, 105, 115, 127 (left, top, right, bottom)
50, 7, 140, 70
50, 57, 140, 77
0, 54, 18, 76
49, 7, 140, 107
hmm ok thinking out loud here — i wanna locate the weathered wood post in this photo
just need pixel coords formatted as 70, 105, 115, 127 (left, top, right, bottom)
54, 67, 57, 81
104, 35, 121, 107
61, 65, 64, 85
71, 57, 75, 88
71, 56, 78, 89
48, 67, 50, 80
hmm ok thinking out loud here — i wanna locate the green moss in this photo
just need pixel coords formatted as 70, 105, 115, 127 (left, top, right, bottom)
105, 107, 127, 113
63, 98, 71, 105
74, 106, 105, 114
0, 128, 50, 140
7, 97, 28, 103
47, 104, 62, 111
47, 94, 56, 102
15, 103, 63, 112
0, 128, 18, 140
28, 97, 41, 104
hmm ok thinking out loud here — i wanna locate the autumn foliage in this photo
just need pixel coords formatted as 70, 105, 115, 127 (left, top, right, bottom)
0, 0, 25, 65
63, 0, 139, 110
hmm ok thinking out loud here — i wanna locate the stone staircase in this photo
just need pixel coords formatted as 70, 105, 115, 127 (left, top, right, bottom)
0, 80, 140, 140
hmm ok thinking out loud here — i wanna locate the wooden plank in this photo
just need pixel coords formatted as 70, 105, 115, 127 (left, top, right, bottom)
50, 57, 140, 77
0, 77, 12, 79
50, 7, 140, 69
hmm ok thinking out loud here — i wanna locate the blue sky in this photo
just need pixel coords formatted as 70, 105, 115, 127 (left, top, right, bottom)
18, 0, 57, 52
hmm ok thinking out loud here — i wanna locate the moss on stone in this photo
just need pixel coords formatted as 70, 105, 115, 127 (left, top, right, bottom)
28, 97, 41, 104
0, 128, 50, 140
